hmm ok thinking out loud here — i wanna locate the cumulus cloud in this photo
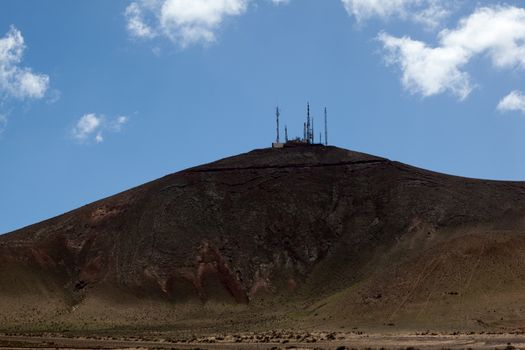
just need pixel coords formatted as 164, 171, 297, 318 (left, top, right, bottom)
0, 26, 49, 100
379, 32, 472, 99
379, 6, 525, 100
341, 0, 453, 28
124, 0, 249, 47
72, 113, 129, 144
498, 91, 525, 115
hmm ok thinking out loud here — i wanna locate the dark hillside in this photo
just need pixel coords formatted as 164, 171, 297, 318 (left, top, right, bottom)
2, 145, 525, 331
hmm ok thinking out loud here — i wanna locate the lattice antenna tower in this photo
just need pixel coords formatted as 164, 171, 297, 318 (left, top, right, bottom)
306, 102, 311, 144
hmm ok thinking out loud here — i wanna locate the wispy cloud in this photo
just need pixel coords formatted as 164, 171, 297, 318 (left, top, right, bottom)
72, 113, 129, 144
498, 91, 525, 115
0, 26, 49, 100
125, 0, 249, 47
125, 2, 156, 39
110, 116, 129, 132
378, 6, 525, 100
341, 0, 454, 29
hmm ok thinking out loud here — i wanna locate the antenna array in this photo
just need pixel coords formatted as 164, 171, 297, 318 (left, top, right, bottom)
272, 103, 329, 147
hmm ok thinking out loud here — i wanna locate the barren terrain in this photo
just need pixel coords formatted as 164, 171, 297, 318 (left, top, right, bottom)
2, 145, 525, 344
2, 331, 525, 349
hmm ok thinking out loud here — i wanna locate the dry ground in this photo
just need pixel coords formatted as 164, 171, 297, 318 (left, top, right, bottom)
1, 331, 525, 349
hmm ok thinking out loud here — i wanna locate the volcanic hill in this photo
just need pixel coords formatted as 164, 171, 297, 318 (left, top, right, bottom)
2, 145, 525, 332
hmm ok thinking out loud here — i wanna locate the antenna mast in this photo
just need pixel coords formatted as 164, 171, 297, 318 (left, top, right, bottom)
285, 125, 288, 142
303, 122, 307, 141
324, 107, 328, 146
306, 102, 311, 144
276, 107, 280, 143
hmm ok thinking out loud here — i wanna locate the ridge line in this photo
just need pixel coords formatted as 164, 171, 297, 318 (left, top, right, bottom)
185, 159, 388, 173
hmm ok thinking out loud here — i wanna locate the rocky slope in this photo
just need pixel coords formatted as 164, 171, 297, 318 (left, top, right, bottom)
2, 145, 525, 331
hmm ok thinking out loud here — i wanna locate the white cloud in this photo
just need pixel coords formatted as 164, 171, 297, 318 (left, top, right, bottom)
72, 113, 102, 142
0, 26, 49, 100
413, 3, 452, 29
125, 1, 156, 39
379, 32, 472, 99
379, 6, 525, 100
341, 0, 453, 28
72, 113, 129, 144
498, 91, 525, 114
125, 0, 249, 47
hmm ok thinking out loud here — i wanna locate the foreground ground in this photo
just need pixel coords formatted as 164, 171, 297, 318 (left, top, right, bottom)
1, 331, 525, 350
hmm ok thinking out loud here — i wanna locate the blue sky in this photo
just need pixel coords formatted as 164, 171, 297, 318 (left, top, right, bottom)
2, 0, 525, 234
